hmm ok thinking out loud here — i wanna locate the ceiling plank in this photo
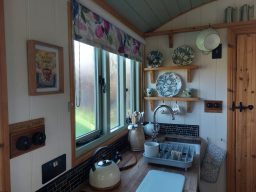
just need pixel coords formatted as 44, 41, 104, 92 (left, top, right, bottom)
152, 0, 217, 32
145, 0, 170, 24
176, 0, 192, 12
106, 0, 149, 32
191, 0, 204, 8
92, 0, 144, 37
125, 0, 160, 31
162, 0, 180, 18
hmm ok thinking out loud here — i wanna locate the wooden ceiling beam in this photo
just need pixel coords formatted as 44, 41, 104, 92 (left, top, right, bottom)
144, 19, 256, 37
93, 0, 144, 37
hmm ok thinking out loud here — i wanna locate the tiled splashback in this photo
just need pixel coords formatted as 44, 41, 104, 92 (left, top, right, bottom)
158, 123, 199, 137
37, 123, 198, 192
36, 135, 128, 192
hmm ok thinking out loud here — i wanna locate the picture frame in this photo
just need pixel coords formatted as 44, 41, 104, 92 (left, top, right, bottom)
27, 40, 64, 95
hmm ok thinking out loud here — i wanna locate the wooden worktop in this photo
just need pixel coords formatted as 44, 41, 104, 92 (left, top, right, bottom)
80, 150, 200, 192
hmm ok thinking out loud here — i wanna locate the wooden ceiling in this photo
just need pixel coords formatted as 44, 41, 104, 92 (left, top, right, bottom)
94, 0, 216, 35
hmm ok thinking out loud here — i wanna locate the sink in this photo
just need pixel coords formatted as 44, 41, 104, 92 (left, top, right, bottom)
136, 170, 185, 192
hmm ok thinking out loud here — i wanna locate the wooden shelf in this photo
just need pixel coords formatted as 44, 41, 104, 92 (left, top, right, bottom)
144, 19, 256, 37
144, 96, 200, 112
144, 20, 256, 48
144, 65, 199, 83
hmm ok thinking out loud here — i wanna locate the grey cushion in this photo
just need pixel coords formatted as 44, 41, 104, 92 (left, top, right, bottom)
200, 143, 226, 183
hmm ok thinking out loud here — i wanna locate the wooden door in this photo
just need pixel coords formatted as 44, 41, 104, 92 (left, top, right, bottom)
234, 33, 256, 192
0, 0, 10, 191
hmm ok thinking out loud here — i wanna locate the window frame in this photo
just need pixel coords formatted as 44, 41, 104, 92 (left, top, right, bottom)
71, 40, 141, 162
67, 2, 143, 166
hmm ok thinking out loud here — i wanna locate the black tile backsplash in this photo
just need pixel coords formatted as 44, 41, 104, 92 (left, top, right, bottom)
158, 123, 199, 137
36, 123, 198, 192
36, 135, 128, 192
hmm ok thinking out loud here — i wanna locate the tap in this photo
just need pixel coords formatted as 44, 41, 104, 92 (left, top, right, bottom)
152, 104, 175, 141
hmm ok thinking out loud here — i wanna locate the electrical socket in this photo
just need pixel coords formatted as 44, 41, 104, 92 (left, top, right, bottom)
42, 154, 66, 184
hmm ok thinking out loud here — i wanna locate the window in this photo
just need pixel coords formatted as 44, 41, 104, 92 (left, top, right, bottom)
73, 40, 140, 150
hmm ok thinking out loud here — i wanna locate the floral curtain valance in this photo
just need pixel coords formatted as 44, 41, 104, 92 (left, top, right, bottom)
72, 0, 144, 62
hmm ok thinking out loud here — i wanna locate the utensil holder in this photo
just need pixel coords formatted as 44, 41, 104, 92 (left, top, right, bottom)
128, 125, 145, 151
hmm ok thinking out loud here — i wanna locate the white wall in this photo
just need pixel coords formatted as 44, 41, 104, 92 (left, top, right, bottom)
5, 0, 255, 191
145, 0, 255, 192
4, 0, 143, 192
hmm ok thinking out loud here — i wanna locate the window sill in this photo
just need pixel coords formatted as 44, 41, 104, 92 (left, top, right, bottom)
72, 128, 128, 167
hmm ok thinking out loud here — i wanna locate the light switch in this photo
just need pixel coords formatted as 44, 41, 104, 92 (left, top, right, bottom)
204, 100, 223, 113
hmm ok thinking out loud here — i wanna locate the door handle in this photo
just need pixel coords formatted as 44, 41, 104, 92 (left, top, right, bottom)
232, 102, 254, 112
0, 143, 4, 148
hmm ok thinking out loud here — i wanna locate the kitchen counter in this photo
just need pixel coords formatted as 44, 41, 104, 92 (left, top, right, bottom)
80, 149, 200, 192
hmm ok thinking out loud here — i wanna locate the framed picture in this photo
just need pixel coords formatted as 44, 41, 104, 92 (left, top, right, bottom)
27, 40, 64, 95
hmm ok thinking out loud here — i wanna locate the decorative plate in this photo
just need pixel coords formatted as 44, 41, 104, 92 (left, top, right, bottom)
156, 72, 182, 97
172, 45, 194, 66
147, 50, 163, 68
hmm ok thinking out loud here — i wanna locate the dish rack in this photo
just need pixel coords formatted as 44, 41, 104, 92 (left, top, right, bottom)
143, 142, 195, 171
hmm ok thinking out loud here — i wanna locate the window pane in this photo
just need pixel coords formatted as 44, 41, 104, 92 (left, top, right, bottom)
125, 58, 132, 116
74, 41, 97, 139
109, 53, 119, 129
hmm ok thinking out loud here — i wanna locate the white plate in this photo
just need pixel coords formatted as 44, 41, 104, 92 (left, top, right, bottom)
196, 28, 220, 52
156, 72, 182, 97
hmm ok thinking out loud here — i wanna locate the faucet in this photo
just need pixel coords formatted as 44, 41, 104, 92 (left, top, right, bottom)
152, 104, 175, 141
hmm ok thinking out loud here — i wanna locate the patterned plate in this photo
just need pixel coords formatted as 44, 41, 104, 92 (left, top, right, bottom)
156, 72, 182, 97
172, 45, 194, 66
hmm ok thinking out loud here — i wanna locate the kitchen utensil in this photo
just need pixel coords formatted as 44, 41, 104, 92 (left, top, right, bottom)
240, 4, 249, 21
181, 88, 193, 98
143, 142, 196, 170
249, 5, 254, 20
196, 28, 220, 52
144, 141, 159, 157
172, 103, 181, 115
225, 7, 233, 23
89, 146, 121, 190
143, 122, 154, 136
118, 153, 137, 171
128, 125, 145, 151
145, 88, 154, 97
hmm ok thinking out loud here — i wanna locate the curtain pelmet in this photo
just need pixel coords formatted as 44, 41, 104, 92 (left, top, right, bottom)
72, 0, 144, 62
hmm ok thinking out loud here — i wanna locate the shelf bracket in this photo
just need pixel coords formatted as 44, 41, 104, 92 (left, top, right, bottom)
150, 71, 155, 83
168, 33, 173, 48
149, 100, 155, 111
187, 102, 193, 113
187, 69, 192, 82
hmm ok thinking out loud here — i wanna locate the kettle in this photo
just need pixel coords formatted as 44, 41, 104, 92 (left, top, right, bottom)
89, 146, 121, 190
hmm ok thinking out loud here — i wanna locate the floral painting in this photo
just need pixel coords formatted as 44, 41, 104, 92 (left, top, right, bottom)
35, 49, 57, 88
72, 0, 144, 62
27, 40, 64, 95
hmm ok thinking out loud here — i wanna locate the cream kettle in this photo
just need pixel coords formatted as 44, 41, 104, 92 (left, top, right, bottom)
89, 146, 121, 190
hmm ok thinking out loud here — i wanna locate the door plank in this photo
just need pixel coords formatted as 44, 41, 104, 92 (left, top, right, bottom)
236, 34, 256, 192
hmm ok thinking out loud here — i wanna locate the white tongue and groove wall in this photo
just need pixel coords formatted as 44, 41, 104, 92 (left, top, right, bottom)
5, 0, 256, 191
145, 0, 255, 192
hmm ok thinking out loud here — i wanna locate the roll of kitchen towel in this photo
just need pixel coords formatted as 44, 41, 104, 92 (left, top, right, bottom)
200, 142, 226, 183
